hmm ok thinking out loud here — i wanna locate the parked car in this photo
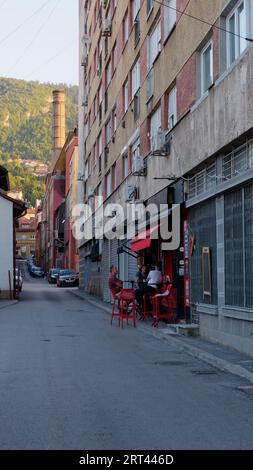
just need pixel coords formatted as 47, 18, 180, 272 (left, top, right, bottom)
47, 268, 60, 284
31, 266, 44, 278
57, 270, 79, 287
27, 259, 35, 273
15, 268, 23, 291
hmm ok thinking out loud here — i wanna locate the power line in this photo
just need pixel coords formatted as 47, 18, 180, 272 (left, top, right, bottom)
7, 0, 62, 75
153, 0, 253, 43
24, 39, 76, 80
0, 0, 53, 48
0, 0, 8, 10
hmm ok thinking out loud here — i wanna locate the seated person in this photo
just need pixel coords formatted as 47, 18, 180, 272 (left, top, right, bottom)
135, 263, 162, 308
108, 265, 130, 313
146, 263, 163, 290
108, 265, 123, 295
135, 265, 148, 289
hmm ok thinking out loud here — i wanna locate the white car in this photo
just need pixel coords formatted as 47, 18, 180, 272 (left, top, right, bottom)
15, 268, 23, 292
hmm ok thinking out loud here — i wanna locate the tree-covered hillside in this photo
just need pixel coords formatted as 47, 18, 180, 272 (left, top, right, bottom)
0, 77, 78, 163
0, 77, 78, 206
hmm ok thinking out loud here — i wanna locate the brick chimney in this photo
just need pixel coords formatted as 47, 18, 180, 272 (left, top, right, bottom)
52, 90, 66, 161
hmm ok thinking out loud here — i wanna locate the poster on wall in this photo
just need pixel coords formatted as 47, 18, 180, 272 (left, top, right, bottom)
183, 220, 191, 308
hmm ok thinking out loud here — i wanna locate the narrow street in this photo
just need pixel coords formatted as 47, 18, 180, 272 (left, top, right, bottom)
0, 263, 252, 450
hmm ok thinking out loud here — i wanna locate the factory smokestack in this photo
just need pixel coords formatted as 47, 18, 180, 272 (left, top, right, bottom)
52, 90, 66, 160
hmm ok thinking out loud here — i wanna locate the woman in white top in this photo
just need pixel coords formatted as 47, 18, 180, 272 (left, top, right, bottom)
147, 265, 163, 289
135, 263, 163, 308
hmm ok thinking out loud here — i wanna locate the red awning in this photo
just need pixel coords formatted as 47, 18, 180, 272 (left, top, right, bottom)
131, 224, 159, 253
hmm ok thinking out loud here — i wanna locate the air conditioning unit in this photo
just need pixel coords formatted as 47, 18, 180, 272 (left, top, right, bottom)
54, 229, 58, 239
82, 95, 88, 107
87, 186, 95, 199
102, 18, 112, 36
151, 130, 167, 155
82, 34, 91, 45
81, 55, 88, 67
132, 155, 146, 176
125, 184, 138, 202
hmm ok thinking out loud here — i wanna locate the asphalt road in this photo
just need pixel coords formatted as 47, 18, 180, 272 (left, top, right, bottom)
0, 262, 253, 450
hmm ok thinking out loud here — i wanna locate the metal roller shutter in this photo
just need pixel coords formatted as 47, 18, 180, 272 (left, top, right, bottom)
127, 241, 138, 287
83, 256, 92, 292
110, 238, 118, 269
102, 238, 110, 302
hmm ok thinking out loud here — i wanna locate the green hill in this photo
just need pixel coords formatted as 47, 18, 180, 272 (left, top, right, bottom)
0, 77, 78, 206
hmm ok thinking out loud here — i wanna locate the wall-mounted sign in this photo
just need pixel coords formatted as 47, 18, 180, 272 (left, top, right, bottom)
184, 220, 191, 308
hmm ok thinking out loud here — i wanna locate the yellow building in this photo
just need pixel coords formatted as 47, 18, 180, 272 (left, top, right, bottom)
16, 215, 36, 259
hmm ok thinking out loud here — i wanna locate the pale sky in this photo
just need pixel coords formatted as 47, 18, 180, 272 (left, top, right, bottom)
0, 0, 78, 85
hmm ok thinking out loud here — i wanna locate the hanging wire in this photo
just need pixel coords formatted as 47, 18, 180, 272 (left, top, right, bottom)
24, 39, 76, 80
0, 0, 52, 47
0, 0, 8, 10
153, 0, 253, 43
7, 0, 62, 75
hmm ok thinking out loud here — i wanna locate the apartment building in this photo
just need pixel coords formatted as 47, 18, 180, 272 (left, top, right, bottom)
79, 0, 253, 355
64, 133, 80, 272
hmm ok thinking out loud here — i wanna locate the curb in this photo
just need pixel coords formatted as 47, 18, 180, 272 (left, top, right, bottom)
69, 289, 253, 385
0, 300, 19, 311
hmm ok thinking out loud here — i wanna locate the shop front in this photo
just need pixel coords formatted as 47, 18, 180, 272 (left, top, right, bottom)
128, 184, 189, 321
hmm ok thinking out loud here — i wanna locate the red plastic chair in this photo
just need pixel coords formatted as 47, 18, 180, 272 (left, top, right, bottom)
142, 292, 156, 321
152, 284, 177, 327
119, 289, 137, 328
110, 289, 121, 326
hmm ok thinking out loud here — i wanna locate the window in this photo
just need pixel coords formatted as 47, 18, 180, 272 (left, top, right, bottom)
112, 106, 117, 134
168, 86, 177, 129
132, 0, 140, 45
105, 119, 111, 145
84, 161, 89, 181
123, 153, 128, 179
132, 0, 140, 24
148, 21, 161, 69
150, 106, 161, 146
225, 189, 244, 307
226, 0, 248, 68
131, 59, 140, 99
123, 11, 129, 46
98, 132, 103, 173
164, 0, 176, 39
105, 59, 111, 88
98, 84, 103, 123
95, 183, 103, 210
200, 40, 213, 95
98, 132, 102, 163
111, 163, 116, 191
225, 184, 253, 308
88, 154, 92, 176
112, 42, 117, 74
131, 137, 140, 171
147, 0, 154, 17
105, 172, 111, 197
190, 200, 217, 305
104, 36, 108, 58
123, 79, 129, 113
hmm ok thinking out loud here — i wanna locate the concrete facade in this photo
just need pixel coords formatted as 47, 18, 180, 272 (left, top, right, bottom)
65, 136, 79, 271
0, 196, 13, 298
78, 0, 253, 354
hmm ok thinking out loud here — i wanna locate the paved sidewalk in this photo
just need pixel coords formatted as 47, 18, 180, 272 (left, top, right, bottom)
0, 299, 18, 310
70, 288, 253, 385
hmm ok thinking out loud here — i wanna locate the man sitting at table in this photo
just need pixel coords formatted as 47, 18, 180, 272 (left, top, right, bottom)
135, 263, 162, 309
108, 265, 123, 295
